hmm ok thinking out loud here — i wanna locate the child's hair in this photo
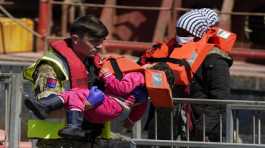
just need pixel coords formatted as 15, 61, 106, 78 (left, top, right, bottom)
150, 62, 175, 89
70, 15, 109, 40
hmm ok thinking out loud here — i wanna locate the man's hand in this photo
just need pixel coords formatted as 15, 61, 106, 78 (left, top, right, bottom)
86, 86, 105, 108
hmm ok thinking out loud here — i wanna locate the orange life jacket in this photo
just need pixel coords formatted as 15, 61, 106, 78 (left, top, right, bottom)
102, 56, 144, 80
141, 27, 236, 86
50, 39, 89, 89
102, 56, 174, 108
145, 69, 173, 108
208, 27, 237, 53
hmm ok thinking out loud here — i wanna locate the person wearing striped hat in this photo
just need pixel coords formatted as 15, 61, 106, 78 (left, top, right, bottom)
176, 8, 233, 142
176, 8, 219, 43
140, 8, 235, 143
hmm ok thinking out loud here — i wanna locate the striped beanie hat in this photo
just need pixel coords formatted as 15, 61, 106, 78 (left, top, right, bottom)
176, 8, 219, 38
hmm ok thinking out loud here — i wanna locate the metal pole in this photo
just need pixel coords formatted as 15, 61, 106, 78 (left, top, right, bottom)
155, 109, 158, 148
152, 0, 173, 42
51, 1, 265, 16
100, 0, 116, 40
226, 104, 233, 143
44, 0, 53, 51
133, 120, 141, 139
8, 74, 22, 148
61, 0, 69, 36
220, 114, 223, 142
236, 114, 239, 143
4, 77, 11, 148
167, 0, 177, 39
258, 117, 261, 144
253, 114, 256, 144
38, 0, 50, 51
187, 110, 190, 148
220, 0, 235, 30
203, 113, 206, 142
170, 110, 174, 148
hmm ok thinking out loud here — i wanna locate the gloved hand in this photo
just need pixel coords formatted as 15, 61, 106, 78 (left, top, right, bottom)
87, 86, 105, 107
131, 86, 148, 103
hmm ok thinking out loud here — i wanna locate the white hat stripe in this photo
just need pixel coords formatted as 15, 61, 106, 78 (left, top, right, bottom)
176, 8, 219, 38
178, 13, 203, 31
177, 12, 197, 28
191, 21, 207, 37
179, 12, 202, 28
192, 23, 205, 37
178, 13, 207, 37
187, 19, 203, 36
186, 16, 206, 35
196, 25, 207, 37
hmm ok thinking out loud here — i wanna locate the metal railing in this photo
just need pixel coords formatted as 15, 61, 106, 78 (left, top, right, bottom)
131, 98, 265, 148
1, 73, 23, 148
51, 0, 265, 16
0, 74, 264, 148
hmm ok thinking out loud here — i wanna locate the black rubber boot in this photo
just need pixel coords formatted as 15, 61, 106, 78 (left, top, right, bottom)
82, 119, 104, 142
58, 110, 87, 140
24, 94, 64, 119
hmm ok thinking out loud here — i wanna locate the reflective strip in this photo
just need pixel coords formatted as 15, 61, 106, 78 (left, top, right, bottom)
27, 119, 64, 139
217, 28, 231, 39
23, 63, 36, 82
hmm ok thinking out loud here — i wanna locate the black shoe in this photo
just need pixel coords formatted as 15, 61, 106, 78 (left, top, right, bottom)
24, 94, 64, 119
82, 120, 104, 142
59, 127, 87, 141
58, 110, 87, 140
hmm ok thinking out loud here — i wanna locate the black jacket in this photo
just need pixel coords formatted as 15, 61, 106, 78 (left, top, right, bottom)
189, 52, 233, 141
190, 53, 232, 100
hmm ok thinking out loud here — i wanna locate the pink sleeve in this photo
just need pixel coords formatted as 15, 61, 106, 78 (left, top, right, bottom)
127, 100, 148, 122
58, 88, 89, 101
57, 88, 89, 111
103, 72, 145, 96
84, 95, 123, 123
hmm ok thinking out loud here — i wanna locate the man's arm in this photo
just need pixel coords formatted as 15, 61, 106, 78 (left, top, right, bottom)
33, 63, 62, 99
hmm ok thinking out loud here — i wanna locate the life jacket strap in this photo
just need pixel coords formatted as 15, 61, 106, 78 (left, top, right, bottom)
109, 58, 123, 80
